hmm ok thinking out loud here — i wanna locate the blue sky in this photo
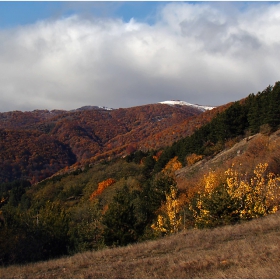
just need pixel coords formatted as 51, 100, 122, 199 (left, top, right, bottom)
0, 1, 279, 112
0, 2, 163, 28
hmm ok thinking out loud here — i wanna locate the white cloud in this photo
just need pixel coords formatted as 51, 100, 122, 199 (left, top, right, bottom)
0, 2, 280, 112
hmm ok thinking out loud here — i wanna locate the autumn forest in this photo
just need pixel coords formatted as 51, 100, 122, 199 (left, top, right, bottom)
0, 82, 280, 266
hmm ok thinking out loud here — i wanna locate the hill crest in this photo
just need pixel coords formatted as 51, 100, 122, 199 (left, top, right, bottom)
159, 100, 215, 111
0, 101, 223, 183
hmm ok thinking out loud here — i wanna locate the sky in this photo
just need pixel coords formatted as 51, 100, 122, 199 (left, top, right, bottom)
0, 1, 279, 112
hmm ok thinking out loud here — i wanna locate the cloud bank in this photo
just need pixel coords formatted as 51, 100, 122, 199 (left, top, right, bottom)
0, 2, 280, 112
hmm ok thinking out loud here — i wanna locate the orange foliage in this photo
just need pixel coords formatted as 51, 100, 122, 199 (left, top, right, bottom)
0, 102, 230, 183
163, 156, 182, 176
153, 151, 163, 162
89, 178, 116, 201
186, 153, 203, 166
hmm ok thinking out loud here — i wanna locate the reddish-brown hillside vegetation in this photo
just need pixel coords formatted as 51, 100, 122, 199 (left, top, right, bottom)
138, 103, 232, 150
0, 129, 76, 183
0, 102, 227, 183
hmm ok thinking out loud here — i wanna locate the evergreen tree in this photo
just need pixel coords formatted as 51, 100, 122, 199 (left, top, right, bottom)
142, 154, 156, 177
264, 82, 280, 130
190, 184, 240, 229
102, 185, 138, 246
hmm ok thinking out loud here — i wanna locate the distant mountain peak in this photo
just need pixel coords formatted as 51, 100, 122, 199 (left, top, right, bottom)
159, 100, 215, 112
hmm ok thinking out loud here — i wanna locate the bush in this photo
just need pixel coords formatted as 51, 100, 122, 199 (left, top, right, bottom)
190, 184, 240, 229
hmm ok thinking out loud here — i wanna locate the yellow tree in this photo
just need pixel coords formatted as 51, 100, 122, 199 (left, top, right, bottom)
189, 163, 280, 229
162, 156, 182, 176
225, 163, 280, 219
188, 169, 236, 228
151, 186, 182, 234
186, 153, 203, 166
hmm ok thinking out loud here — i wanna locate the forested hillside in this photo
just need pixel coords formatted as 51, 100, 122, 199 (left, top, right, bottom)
0, 103, 209, 183
0, 82, 279, 266
152, 82, 280, 171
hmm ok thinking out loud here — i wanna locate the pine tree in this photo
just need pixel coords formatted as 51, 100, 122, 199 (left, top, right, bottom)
102, 185, 138, 246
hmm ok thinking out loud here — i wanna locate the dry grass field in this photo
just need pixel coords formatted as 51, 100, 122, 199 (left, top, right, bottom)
1, 211, 280, 279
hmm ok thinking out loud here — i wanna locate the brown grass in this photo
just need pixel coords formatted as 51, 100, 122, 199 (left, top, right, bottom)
1, 211, 280, 279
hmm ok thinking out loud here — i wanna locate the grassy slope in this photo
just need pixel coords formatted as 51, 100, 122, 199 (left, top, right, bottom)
1, 211, 280, 279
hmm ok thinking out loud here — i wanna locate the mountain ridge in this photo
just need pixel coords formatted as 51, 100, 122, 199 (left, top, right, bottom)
159, 100, 215, 111
0, 101, 223, 183
0, 100, 214, 114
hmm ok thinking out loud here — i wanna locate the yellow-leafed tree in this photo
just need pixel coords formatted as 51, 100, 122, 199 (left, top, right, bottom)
190, 162, 280, 229
225, 163, 280, 219
162, 156, 182, 176
186, 153, 203, 166
151, 186, 182, 234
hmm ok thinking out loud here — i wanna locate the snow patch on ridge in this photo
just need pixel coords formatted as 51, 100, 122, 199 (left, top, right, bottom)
159, 100, 215, 112
74, 105, 114, 111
